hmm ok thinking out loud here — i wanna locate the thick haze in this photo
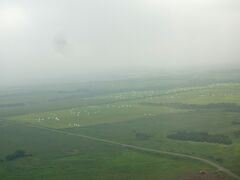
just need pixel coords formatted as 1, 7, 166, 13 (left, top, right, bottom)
0, 0, 240, 86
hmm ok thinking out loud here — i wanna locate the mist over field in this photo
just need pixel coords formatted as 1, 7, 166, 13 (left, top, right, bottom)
1, 1, 240, 179
0, 0, 240, 86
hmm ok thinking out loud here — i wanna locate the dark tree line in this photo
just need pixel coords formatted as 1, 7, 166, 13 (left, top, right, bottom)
5, 150, 32, 161
233, 130, 240, 138
142, 102, 240, 112
167, 131, 232, 145
232, 121, 240, 125
135, 132, 151, 140
0, 103, 25, 108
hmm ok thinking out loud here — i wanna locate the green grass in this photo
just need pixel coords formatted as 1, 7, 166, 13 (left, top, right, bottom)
0, 124, 220, 180
1, 81, 240, 179
144, 83, 240, 105
64, 110, 240, 174
11, 102, 187, 128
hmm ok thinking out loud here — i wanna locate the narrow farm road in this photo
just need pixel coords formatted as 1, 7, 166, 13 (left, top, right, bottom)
25, 124, 240, 180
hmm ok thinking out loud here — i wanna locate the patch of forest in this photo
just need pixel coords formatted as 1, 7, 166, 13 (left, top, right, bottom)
167, 131, 232, 145
233, 130, 240, 138
5, 150, 32, 161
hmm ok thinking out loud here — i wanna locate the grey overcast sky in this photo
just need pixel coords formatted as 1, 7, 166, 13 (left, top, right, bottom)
0, 0, 240, 86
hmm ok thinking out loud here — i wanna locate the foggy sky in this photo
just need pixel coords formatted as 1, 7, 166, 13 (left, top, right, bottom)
0, 0, 240, 86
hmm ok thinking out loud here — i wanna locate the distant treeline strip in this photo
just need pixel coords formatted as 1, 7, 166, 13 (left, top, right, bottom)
233, 130, 240, 138
167, 131, 232, 145
0, 103, 25, 108
142, 102, 240, 112
5, 150, 32, 161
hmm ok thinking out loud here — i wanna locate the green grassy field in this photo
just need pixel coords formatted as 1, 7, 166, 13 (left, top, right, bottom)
1, 75, 240, 179
0, 123, 223, 180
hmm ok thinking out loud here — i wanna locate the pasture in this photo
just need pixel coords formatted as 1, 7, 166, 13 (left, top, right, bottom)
1, 76, 240, 179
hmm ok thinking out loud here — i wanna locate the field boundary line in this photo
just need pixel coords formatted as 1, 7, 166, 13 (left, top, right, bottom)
24, 123, 240, 180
